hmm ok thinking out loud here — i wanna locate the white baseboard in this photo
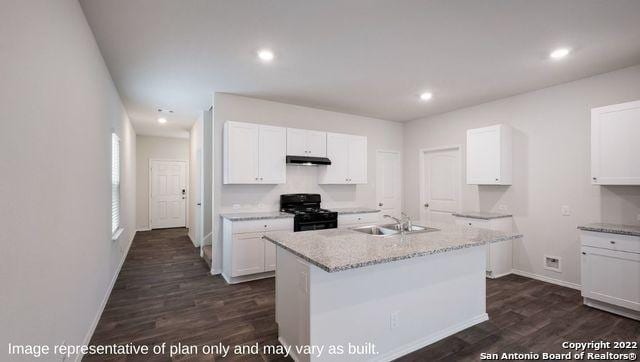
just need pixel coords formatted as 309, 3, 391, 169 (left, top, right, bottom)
136, 227, 150, 232
511, 268, 581, 290
75, 231, 136, 362
375, 313, 489, 362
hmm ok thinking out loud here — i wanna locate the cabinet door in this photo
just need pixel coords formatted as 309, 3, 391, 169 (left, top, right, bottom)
467, 126, 500, 184
319, 132, 350, 184
591, 100, 640, 185
348, 135, 367, 184
231, 234, 265, 277
581, 246, 640, 311
258, 125, 286, 184
264, 241, 276, 271
306, 130, 327, 157
286, 128, 308, 156
224, 122, 259, 184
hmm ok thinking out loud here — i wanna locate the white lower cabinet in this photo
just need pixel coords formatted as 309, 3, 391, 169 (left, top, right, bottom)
454, 216, 513, 278
222, 217, 293, 284
580, 231, 640, 320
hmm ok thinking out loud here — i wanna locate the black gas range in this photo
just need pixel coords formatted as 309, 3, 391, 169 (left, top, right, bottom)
280, 194, 338, 232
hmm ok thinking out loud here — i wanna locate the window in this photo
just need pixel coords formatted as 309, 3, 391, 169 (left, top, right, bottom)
111, 133, 121, 238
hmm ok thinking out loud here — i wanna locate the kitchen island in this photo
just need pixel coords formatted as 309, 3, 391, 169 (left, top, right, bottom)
264, 223, 522, 361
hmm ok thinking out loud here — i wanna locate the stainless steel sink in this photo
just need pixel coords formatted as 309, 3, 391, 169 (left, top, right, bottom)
351, 225, 399, 236
351, 224, 440, 236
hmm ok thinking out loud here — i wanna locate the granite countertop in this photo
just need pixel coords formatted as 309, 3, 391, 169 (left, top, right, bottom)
577, 223, 640, 237
453, 211, 513, 220
220, 211, 294, 221
264, 222, 522, 273
330, 207, 380, 215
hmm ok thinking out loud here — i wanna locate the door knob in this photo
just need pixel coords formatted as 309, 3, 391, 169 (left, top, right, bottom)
378, 202, 383, 206
424, 203, 429, 207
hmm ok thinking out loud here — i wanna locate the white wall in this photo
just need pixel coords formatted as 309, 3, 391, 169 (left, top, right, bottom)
0, 0, 136, 359
403, 64, 640, 287
213, 93, 404, 272
188, 114, 204, 245
136, 135, 190, 230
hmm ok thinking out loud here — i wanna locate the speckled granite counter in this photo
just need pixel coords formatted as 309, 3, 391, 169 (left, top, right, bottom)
264, 222, 522, 272
220, 211, 293, 221
578, 223, 640, 237
453, 211, 512, 220
330, 207, 380, 214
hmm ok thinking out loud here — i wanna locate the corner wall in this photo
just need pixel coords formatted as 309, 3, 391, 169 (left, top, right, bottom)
403, 64, 640, 287
0, 0, 136, 358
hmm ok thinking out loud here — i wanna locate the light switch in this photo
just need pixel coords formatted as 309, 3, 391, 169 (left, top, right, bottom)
561, 205, 571, 216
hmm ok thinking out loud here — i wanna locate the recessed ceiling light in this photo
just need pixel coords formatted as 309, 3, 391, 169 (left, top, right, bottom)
419, 92, 433, 101
157, 117, 167, 124
257, 49, 275, 62
549, 48, 571, 59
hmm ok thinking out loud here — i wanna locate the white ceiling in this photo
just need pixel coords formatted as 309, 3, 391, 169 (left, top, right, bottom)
80, 0, 640, 137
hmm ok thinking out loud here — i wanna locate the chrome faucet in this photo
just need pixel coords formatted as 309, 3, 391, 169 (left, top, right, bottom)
383, 213, 412, 232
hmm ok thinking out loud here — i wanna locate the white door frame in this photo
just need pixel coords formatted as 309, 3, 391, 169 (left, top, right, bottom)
418, 145, 462, 223
149, 158, 189, 229
376, 149, 402, 216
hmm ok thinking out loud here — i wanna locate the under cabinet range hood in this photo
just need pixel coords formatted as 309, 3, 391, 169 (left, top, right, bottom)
286, 155, 332, 166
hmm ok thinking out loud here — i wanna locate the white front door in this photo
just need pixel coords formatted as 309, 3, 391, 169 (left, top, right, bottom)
421, 148, 460, 224
150, 160, 187, 229
376, 150, 401, 217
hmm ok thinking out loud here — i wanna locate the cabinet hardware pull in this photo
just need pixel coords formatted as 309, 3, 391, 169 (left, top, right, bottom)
610, 241, 616, 244
378, 202, 383, 206
581, 252, 586, 255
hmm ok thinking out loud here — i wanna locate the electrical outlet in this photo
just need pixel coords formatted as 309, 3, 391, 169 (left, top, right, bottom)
232, 204, 241, 210
561, 205, 571, 216
498, 204, 508, 212
390, 311, 400, 329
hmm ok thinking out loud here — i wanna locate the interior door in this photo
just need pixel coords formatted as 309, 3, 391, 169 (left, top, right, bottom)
376, 150, 401, 217
258, 125, 286, 183
150, 160, 187, 229
421, 148, 460, 224
347, 135, 367, 183
306, 130, 327, 157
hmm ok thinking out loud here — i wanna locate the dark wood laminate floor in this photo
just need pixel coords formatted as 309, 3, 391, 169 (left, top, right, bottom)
88, 228, 639, 361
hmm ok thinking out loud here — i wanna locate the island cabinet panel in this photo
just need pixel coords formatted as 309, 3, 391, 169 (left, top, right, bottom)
223, 121, 286, 184
319, 132, 367, 184
337, 212, 380, 228
221, 217, 293, 284
454, 216, 513, 278
580, 231, 640, 320
466, 124, 512, 185
275, 243, 487, 362
591, 100, 640, 185
287, 128, 327, 157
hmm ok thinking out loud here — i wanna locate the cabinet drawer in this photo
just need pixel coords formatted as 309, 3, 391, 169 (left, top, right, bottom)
581, 231, 640, 254
338, 213, 380, 227
233, 218, 293, 234
454, 217, 490, 229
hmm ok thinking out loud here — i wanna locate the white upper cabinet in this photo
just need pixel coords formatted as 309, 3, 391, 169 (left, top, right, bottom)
223, 121, 286, 184
466, 124, 512, 185
319, 132, 367, 184
591, 100, 640, 185
286, 128, 327, 157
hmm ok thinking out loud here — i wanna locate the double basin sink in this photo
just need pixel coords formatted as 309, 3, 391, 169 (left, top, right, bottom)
351, 223, 440, 237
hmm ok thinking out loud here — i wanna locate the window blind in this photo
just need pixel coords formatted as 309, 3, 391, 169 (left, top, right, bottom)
112, 133, 121, 236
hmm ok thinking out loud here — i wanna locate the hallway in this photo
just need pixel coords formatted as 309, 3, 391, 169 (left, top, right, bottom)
88, 228, 284, 361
